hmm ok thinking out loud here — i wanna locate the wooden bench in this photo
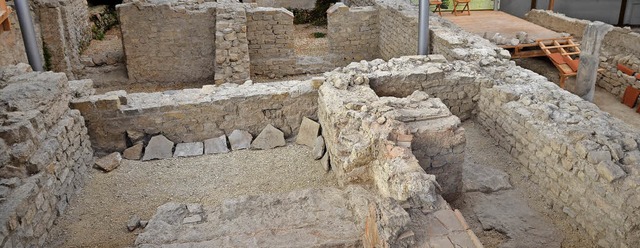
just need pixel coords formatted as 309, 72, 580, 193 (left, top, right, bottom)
430, 0, 443, 16
452, 0, 471, 16
0, 0, 11, 33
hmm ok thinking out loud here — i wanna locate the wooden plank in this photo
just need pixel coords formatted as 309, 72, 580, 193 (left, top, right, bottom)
618, 0, 628, 26
0, 0, 9, 32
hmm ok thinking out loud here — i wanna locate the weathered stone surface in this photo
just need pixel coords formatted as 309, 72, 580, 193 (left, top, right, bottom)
463, 163, 512, 193
142, 135, 174, 161
204, 135, 229, 155
127, 215, 141, 232
94, 152, 122, 172
68, 79, 96, 97
229, 130, 253, 151
123, 143, 144, 160
251, 124, 286, 150
127, 130, 146, 145
135, 186, 380, 247
321, 152, 330, 172
296, 117, 320, 147
465, 191, 563, 248
173, 142, 204, 158
313, 136, 325, 160
595, 161, 626, 183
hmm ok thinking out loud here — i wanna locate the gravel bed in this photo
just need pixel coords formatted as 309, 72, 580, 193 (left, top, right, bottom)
48, 144, 336, 248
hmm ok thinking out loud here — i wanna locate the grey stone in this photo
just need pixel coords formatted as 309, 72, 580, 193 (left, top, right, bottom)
123, 143, 144, 160
595, 161, 626, 183
182, 215, 202, 224
313, 136, 325, 160
94, 152, 122, 172
296, 117, 320, 147
204, 135, 230, 154
229, 130, 253, 151
465, 191, 563, 248
462, 163, 512, 193
173, 142, 204, 158
140, 220, 149, 228
321, 152, 330, 172
127, 215, 141, 232
142, 135, 174, 161
251, 125, 285, 150
127, 130, 146, 144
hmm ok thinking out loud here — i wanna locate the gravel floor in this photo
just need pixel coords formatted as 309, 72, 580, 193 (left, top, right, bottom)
48, 144, 336, 248
294, 24, 329, 57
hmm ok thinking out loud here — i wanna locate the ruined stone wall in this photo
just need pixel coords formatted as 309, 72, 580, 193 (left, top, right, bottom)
327, 3, 380, 67
318, 56, 468, 202
525, 9, 640, 97
377, 0, 418, 60
215, 3, 251, 84
117, 1, 217, 84
345, 0, 377, 7
35, 0, 91, 78
0, 64, 94, 247
425, 10, 640, 246
249, 0, 316, 9
71, 81, 318, 152
246, 7, 296, 77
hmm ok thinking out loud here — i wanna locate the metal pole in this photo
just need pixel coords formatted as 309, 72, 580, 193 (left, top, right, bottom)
418, 0, 430, 55
618, 0, 628, 26
14, 0, 43, 71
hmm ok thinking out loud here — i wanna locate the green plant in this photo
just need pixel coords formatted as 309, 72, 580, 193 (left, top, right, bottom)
312, 32, 326, 38
288, 0, 340, 26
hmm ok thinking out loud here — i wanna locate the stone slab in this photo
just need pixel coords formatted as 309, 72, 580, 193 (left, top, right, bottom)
466, 191, 563, 248
296, 117, 320, 147
142, 135, 174, 161
204, 135, 229, 155
229, 130, 252, 151
123, 143, 144, 160
462, 163, 512, 193
94, 152, 122, 172
251, 125, 285, 150
173, 142, 204, 158
313, 136, 325, 160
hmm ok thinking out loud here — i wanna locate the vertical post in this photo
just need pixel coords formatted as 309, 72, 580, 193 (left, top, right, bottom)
548, 0, 555, 11
530, 0, 537, 10
14, 0, 43, 71
418, 0, 430, 55
572, 21, 613, 102
494, 0, 500, 11
618, 0, 628, 26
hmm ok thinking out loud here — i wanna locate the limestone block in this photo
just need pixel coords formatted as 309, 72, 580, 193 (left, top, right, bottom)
313, 136, 326, 160
251, 124, 285, 150
296, 117, 320, 147
142, 135, 174, 161
229, 130, 253, 151
123, 143, 144, 160
204, 135, 230, 155
174, 142, 204, 158
595, 161, 626, 183
94, 152, 122, 172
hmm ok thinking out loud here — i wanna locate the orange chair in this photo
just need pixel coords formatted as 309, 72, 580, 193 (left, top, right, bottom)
430, 0, 443, 16
0, 0, 11, 33
452, 0, 471, 16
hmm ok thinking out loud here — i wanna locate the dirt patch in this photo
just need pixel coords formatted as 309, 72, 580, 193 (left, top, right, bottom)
294, 24, 329, 57
456, 121, 597, 248
48, 144, 337, 248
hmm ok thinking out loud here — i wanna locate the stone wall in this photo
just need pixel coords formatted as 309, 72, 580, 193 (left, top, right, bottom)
117, 1, 217, 84
425, 8, 640, 246
34, 0, 91, 78
377, 0, 418, 60
214, 2, 251, 84
249, 0, 316, 9
0, 64, 94, 247
327, 3, 380, 67
318, 55, 468, 202
345, 0, 377, 7
71, 81, 319, 152
525, 9, 640, 97
246, 7, 296, 77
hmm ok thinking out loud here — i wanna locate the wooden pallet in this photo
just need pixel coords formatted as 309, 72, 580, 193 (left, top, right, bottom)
0, 0, 11, 33
537, 37, 581, 88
